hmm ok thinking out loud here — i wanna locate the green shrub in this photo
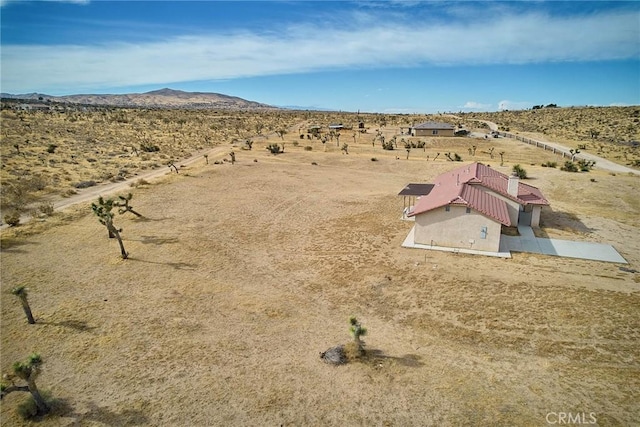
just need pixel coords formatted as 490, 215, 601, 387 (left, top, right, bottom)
541, 161, 557, 168
304, 146, 312, 151
266, 143, 283, 154
561, 161, 579, 172
512, 164, 528, 179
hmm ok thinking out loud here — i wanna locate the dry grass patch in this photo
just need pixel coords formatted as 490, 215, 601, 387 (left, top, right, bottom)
2, 106, 639, 425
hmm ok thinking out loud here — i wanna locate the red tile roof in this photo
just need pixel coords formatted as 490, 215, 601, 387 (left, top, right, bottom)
408, 162, 549, 225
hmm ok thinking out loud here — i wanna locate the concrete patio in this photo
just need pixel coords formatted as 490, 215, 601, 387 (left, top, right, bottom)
403, 225, 628, 264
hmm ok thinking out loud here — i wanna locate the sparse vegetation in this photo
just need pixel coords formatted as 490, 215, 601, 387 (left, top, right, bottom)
266, 143, 283, 154
512, 164, 528, 179
1, 354, 51, 417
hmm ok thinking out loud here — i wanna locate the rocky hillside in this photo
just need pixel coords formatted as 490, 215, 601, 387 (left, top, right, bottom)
0, 88, 277, 110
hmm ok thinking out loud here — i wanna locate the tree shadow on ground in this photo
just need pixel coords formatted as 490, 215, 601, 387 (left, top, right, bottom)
362, 348, 424, 368
47, 399, 149, 426
128, 257, 198, 271
539, 207, 596, 236
39, 319, 96, 333
129, 235, 179, 245
0, 237, 39, 251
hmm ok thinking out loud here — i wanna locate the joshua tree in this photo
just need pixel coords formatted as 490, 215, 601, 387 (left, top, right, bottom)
405, 143, 411, 160
245, 139, 253, 150
349, 316, 367, 354
341, 143, 349, 155
1, 354, 50, 416
433, 152, 440, 161
275, 129, 286, 140
167, 160, 179, 173
499, 151, 505, 166
114, 193, 142, 218
203, 154, 209, 164
570, 148, 580, 161
229, 151, 236, 164
91, 197, 128, 259
488, 147, 495, 159
11, 286, 35, 324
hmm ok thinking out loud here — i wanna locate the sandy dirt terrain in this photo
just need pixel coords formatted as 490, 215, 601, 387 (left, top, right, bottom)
1, 112, 640, 426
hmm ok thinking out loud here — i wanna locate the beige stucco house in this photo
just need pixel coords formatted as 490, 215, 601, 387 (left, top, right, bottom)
407, 162, 548, 252
411, 122, 455, 137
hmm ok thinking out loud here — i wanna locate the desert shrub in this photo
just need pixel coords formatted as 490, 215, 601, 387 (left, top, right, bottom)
266, 143, 283, 154
46, 144, 58, 154
561, 161, 579, 172
371, 157, 378, 162
27, 176, 48, 191
75, 180, 97, 189
4, 212, 21, 226
541, 161, 557, 168
140, 143, 160, 153
304, 146, 312, 151
130, 178, 150, 188
381, 140, 394, 150
512, 164, 528, 179
38, 203, 54, 216
577, 159, 596, 171
292, 141, 299, 147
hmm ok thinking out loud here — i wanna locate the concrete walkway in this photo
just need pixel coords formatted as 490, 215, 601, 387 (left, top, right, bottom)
500, 225, 628, 264
403, 225, 627, 263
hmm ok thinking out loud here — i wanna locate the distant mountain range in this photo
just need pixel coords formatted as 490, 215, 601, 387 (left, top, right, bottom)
0, 88, 278, 110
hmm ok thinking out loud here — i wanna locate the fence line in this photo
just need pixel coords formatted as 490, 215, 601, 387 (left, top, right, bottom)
496, 131, 584, 161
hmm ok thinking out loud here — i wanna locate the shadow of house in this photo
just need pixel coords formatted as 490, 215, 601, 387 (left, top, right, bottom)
539, 207, 596, 235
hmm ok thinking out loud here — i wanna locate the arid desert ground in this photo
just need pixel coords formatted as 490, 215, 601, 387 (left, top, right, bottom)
1, 105, 639, 426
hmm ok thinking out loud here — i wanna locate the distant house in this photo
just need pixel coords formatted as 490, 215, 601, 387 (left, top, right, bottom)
406, 162, 548, 252
411, 122, 455, 137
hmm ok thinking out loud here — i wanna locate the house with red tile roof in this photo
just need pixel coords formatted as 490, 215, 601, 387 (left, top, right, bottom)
407, 162, 548, 252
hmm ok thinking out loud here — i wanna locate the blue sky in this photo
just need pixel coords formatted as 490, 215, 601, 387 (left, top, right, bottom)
1, 0, 639, 113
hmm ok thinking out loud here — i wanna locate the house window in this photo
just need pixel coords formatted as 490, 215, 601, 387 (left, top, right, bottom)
432, 130, 439, 135
466, 207, 471, 214
480, 226, 487, 239
445, 206, 450, 212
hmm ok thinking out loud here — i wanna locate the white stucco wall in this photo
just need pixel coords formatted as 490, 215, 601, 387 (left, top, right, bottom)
531, 205, 542, 227
414, 205, 503, 252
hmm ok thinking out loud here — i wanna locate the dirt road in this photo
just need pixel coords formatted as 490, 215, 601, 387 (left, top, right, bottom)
474, 119, 640, 175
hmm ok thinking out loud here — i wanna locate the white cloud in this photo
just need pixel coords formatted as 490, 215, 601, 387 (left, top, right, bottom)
1, 8, 638, 93
461, 101, 492, 110
498, 100, 532, 111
